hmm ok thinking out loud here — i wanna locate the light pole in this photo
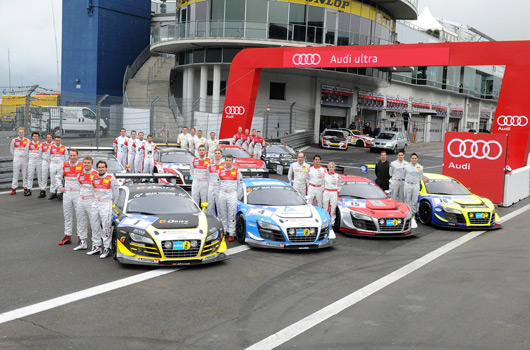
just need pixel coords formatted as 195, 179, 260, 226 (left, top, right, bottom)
96, 94, 109, 148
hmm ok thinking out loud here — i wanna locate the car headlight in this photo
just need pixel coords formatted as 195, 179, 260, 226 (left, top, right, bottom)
129, 230, 155, 244
206, 227, 220, 242
257, 220, 281, 231
442, 206, 461, 214
351, 211, 373, 221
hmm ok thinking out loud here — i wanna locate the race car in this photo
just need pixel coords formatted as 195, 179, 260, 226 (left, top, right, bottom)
219, 145, 269, 178
262, 143, 297, 174
154, 148, 194, 188
334, 175, 414, 237
320, 129, 348, 150
111, 178, 228, 266
348, 129, 373, 147
235, 178, 336, 249
417, 173, 501, 229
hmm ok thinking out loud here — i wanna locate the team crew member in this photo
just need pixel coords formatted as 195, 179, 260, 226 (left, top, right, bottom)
403, 153, 423, 229
307, 155, 327, 208
233, 126, 243, 146
288, 152, 309, 196
206, 149, 224, 215
127, 130, 137, 172
74, 156, 98, 251
58, 149, 84, 246
178, 127, 190, 151
113, 128, 128, 167
10, 127, 29, 195
323, 162, 342, 224
389, 151, 408, 202
39, 133, 54, 198
190, 145, 210, 206
26, 132, 43, 196
195, 130, 207, 156
188, 128, 197, 154
251, 131, 264, 160
89, 161, 119, 258
241, 129, 250, 152
248, 129, 257, 154
206, 132, 219, 159
375, 151, 390, 191
218, 154, 243, 242
140, 134, 158, 174
133, 132, 146, 173
48, 136, 68, 200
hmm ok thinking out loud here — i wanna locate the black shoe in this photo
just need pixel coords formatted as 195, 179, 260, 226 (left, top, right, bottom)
27, 189, 32, 196
24, 189, 29, 196
48, 193, 57, 200
38, 190, 46, 198
57, 193, 63, 200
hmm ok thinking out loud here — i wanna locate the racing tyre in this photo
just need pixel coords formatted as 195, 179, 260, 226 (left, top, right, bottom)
333, 208, 342, 233
402, 144, 407, 153
236, 215, 246, 243
356, 140, 364, 147
418, 200, 432, 225
393, 145, 398, 154
111, 226, 118, 260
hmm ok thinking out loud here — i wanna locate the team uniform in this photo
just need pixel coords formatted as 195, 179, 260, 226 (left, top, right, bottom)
127, 137, 137, 172
61, 161, 84, 243
206, 161, 224, 215
133, 139, 146, 173
89, 173, 119, 258
218, 166, 243, 237
233, 133, 243, 146
241, 134, 249, 152
323, 172, 342, 224
403, 162, 424, 218
188, 135, 196, 154
389, 159, 408, 203
113, 135, 128, 167
26, 140, 43, 194
40, 141, 54, 194
178, 132, 190, 151
206, 139, 219, 159
48, 144, 68, 196
307, 165, 327, 208
194, 137, 207, 157
10, 137, 29, 191
288, 162, 309, 196
141, 142, 158, 173
190, 156, 210, 206
75, 168, 98, 250
251, 136, 264, 160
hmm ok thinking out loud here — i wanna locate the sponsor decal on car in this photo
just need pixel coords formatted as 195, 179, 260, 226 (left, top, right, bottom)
118, 215, 159, 230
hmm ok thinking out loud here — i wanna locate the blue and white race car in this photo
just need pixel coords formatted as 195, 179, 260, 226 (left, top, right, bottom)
235, 178, 336, 249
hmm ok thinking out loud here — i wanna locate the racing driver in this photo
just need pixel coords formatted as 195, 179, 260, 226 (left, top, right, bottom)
74, 156, 98, 251
206, 148, 224, 215
190, 144, 210, 206
288, 152, 309, 196
218, 154, 243, 242
58, 149, 83, 246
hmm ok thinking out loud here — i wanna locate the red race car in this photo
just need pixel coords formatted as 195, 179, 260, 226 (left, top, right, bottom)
218, 145, 269, 178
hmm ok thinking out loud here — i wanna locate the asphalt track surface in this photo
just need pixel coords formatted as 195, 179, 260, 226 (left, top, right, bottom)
1, 142, 530, 350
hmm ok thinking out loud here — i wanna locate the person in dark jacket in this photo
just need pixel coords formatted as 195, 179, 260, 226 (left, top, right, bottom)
373, 124, 381, 137
375, 151, 390, 191
363, 122, 372, 136
330, 120, 339, 129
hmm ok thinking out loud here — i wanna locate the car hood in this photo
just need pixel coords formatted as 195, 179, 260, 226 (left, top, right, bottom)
160, 162, 191, 171
439, 195, 484, 205
341, 198, 398, 210
234, 158, 264, 168
246, 204, 320, 221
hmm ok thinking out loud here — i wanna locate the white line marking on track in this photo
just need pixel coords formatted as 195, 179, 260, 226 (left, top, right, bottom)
298, 146, 310, 152
245, 203, 530, 350
0, 245, 250, 325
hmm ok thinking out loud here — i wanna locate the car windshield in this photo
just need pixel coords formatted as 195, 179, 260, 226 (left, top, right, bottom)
424, 179, 471, 195
247, 186, 306, 206
224, 148, 252, 158
160, 152, 194, 164
340, 182, 387, 199
266, 145, 295, 157
377, 133, 396, 140
81, 156, 124, 173
127, 193, 199, 215
324, 131, 345, 138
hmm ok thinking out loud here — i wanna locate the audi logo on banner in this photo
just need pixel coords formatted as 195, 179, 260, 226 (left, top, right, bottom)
447, 139, 503, 160
497, 115, 528, 127
292, 53, 321, 66
224, 106, 245, 115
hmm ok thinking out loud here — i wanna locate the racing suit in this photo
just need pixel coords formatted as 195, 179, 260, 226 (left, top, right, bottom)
26, 141, 42, 190
113, 135, 128, 167
251, 137, 264, 160
178, 133, 190, 151
206, 161, 224, 215
91, 173, 119, 249
389, 159, 408, 203
288, 161, 309, 196
188, 135, 196, 154
403, 162, 424, 216
218, 166, 243, 237
10, 137, 29, 190
233, 133, 243, 146
194, 137, 207, 157
48, 144, 68, 194
62, 161, 83, 238
141, 142, 158, 173
127, 137, 137, 172
206, 139, 219, 159
241, 135, 249, 152
134, 139, 145, 173
190, 156, 210, 206
323, 173, 342, 224
307, 165, 327, 208
77, 169, 98, 243
40, 142, 54, 191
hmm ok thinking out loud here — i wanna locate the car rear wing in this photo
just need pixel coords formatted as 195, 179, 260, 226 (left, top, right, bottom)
239, 168, 270, 178
74, 146, 114, 154
114, 173, 184, 185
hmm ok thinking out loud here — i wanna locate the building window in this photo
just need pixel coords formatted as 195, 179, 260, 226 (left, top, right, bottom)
207, 81, 227, 96
270, 82, 285, 100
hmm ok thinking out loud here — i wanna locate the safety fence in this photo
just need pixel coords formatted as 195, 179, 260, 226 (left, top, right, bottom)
279, 131, 313, 150
0, 156, 12, 189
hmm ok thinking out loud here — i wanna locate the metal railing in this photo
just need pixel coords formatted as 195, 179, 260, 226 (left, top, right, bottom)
279, 131, 313, 150
122, 45, 159, 107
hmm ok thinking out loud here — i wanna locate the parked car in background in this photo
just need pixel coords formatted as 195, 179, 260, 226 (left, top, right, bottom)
262, 142, 297, 174
347, 129, 374, 147
370, 131, 408, 153
320, 129, 348, 150
30, 107, 108, 137
219, 145, 269, 178
154, 148, 194, 188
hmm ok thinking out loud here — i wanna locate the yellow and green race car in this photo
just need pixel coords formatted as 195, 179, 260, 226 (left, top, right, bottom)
416, 173, 501, 229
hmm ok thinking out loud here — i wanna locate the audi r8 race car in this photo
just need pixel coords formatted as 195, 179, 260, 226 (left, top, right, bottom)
262, 143, 297, 174
219, 145, 269, 178
319, 129, 348, 150
235, 178, 336, 249
111, 179, 228, 266
416, 173, 501, 229
348, 129, 373, 147
334, 175, 414, 237
154, 148, 194, 188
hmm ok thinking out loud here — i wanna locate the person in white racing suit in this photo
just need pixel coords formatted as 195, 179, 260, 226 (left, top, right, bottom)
251, 131, 265, 160
74, 156, 98, 251
47, 136, 68, 200
10, 127, 29, 195
133, 132, 146, 174
288, 152, 309, 196
217, 154, 243, 242
178, 127, 190, 151
140, 134, 158, 174
307, 155, 327, 208
190, 144, 210, 207
113, 128, 128, 167
194, 130, 207, 157
248, 129, 257, 155
25, 132, 43, 197
403, 153, 423, 229
323, 162, 342, 224
58, 149, 84, 246
127, 130, 137, 173
39, 133, 54, 198
206, 132, 219, 159
206, 148, 224, 216
389, 150, 408, 203
188, 128, 197, 154
232, 126, 243, 146
87, 160, 119, 258
241, 129, 250, 152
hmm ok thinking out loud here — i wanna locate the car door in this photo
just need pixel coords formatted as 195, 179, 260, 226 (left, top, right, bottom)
82, 108, 96, 133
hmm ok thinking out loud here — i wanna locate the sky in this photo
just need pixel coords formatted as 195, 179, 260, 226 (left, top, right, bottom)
1, 0, 530, 91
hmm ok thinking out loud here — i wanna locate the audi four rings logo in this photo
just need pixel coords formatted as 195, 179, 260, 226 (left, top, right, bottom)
292, 53, 321, 65
224, 106, 245, 115
497, 115, 528, 127
447, 139, 503, 160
